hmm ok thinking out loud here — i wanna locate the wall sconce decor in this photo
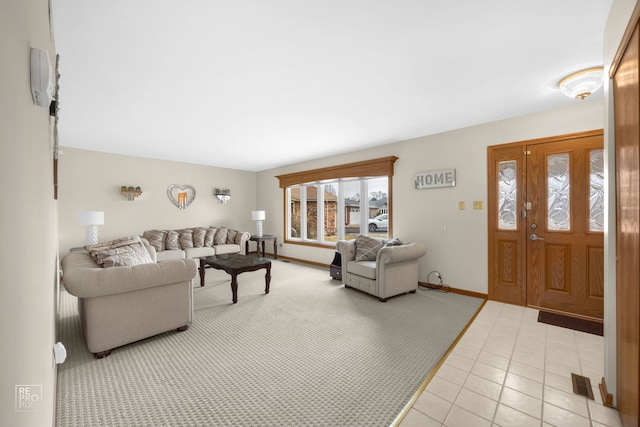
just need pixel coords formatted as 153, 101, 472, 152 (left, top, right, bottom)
213, 188, 231, 204
251, 210, 266, 237
167, 184, 196, 210
120, 185, 143, 201
558, 67, 604, 100
79, 211, 104, 245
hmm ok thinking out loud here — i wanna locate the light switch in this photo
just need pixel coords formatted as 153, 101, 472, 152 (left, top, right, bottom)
458, 201, 466, 210
473, 201, 483, 210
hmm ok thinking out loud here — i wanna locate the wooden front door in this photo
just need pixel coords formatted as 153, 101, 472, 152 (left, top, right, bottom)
488, 131, 604, 320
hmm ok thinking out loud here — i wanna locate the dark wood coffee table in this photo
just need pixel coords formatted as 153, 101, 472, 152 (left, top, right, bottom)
199, 254, 271, 303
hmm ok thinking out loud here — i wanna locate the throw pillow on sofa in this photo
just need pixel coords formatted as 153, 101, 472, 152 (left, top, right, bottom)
142, 230, 166, 252
165, 230, 180, 250
384, 238, 404, 247
85, 235, 141, 262
214, 227, 228, 245
205, 227, 217, 247
226, 229, 237, 244
355, 235, 385, 261
178, 229, 194, 249
99, 244, 155, 267
192, 227, 207, 248
85, 235, 154, 267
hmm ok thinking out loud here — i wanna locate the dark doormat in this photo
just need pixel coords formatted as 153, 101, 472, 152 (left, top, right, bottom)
537, 311, 603, 336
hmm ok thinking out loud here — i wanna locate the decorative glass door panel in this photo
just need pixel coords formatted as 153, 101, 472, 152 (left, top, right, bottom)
498, 160, 518, 230
589, 149, 605, 232
547, 153, 571, 231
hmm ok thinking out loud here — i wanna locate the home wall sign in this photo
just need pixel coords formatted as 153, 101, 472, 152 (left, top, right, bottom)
415, 169, 456, 189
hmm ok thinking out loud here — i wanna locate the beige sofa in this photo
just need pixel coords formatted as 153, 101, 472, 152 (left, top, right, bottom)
61, 237, 197, 358
337, 236, 427, 302
142, 227, 250, 261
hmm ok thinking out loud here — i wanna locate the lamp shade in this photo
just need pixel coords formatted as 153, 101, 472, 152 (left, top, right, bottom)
251, 210, 266, 221
79, 211, 104, 225
558, 67, 604, 100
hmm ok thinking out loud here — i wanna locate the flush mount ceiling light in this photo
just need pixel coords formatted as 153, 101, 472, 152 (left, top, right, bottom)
558, 67, 604, 100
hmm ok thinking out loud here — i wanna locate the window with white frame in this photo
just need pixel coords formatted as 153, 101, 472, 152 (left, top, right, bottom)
276, 157, 397, 247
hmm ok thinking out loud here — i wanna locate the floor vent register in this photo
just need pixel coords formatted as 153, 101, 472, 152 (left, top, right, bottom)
571, 373, 594, 400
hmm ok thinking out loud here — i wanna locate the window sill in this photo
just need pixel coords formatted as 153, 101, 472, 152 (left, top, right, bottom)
284, 239, 337, 249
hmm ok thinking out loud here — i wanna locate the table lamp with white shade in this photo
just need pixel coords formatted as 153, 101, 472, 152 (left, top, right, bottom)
79, 211, 104, 245
251, 210, 266, 237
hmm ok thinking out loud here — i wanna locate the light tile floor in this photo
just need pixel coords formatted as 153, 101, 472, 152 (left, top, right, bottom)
399, 300, 623, 427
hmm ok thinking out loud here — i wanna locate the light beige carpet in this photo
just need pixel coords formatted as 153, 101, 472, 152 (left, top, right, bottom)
55, 259, 483, 427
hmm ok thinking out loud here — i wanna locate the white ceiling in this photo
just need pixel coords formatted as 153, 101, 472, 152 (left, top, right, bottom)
51, 0, 612, 172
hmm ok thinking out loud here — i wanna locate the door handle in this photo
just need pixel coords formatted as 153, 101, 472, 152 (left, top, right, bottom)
530, 234, 545, 241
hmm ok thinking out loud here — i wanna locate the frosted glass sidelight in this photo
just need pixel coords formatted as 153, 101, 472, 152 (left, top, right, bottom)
498, 160, 517, 230
589, 149, 605, 232
548, 153, 570, 230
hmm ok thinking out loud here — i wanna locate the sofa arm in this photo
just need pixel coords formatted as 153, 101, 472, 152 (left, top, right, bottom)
62, 252, 197, 299
235, 230, 251, 254
377, 242, 427, 265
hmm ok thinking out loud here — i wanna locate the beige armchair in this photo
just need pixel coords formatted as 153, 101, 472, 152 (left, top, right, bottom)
337, 237, 427, 302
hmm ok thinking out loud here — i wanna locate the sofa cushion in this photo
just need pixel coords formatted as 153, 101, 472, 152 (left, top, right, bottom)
214, 244, 241, 255
165, 230, 180, 250
355, 235, 385, 261
178, 229, 194, 249
185, 247, 215, 258
191, 227, 207, 248
204, 227, 217, 247
347, 260, 377, 280
142, 230, 166, 252
214, 227, 228, 245
156, 249, 186, 262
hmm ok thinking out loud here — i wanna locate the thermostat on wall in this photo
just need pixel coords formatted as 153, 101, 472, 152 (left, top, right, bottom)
30, 47, 53, 108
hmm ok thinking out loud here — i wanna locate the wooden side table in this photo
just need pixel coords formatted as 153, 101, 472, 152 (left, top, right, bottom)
246, 235, 277, 259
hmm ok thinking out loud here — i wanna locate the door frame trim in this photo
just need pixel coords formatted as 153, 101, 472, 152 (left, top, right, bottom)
487, 128, 604, 308
494, 129, 604, 149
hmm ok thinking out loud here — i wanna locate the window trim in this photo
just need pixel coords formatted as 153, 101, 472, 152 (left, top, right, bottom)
275, 156, 398, 188
276, 156, 398, 247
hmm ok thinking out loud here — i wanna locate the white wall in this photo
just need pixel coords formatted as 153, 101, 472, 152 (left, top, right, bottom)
258, 100, 603, 294
602, 0, 637, 408
58, 148, 258, 255
57, 100, 603, 295
0, 1, 57, 426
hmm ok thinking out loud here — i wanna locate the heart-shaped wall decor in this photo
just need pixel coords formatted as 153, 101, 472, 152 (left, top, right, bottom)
167, 184, 196, 210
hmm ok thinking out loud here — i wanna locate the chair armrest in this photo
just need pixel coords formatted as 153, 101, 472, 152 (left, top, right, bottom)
62, 252, 197, 299
336, 240, 356, 261
377, 242, 427, 265
337, 240, 357, 283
